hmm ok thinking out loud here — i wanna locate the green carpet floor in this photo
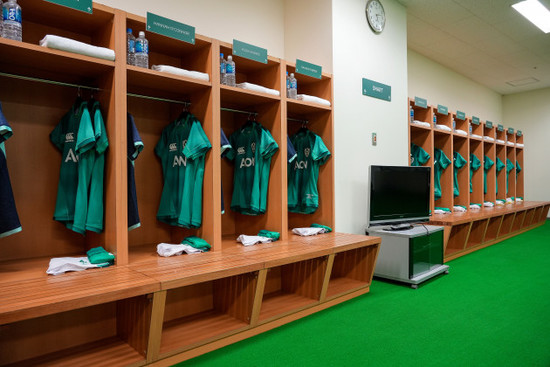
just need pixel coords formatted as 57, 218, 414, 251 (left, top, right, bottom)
178, 221, 550, 367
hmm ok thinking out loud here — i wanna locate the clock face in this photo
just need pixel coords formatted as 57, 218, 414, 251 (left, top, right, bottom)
366, 0, 386, 33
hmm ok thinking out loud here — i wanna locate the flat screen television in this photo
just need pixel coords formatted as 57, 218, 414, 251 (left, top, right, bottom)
367, 165, 431, 228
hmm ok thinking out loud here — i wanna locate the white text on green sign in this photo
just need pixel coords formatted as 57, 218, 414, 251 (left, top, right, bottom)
472, 116, 480, 125
437, 105, 448, 115
517, 130, 522, 137
508, 128, 514, 134
233, 40, 268, 64
486, 121, 493, 129
498, 124, 504, 132
296, 59, 322, 79
456, 111, 466, 120
414, 97, 427, 108
147, 13, 195, 44
44, 0, 92, 13
362, 78, 391, 102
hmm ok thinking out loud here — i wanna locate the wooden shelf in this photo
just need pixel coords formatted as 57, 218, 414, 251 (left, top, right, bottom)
325, 277, 368, 300
287, 98, 331, 115
220, 84, 280, 108
127, 66, 210, 99
259, 291, 317, 322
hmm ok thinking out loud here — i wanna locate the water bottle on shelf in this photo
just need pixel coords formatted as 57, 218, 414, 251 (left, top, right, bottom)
0, 1, 3, 38
286, 71, 290, 97
220, 53, 226, 84
409, 106, 414, 123
134, 31, 149, 69
225, 55, 236, 87
289, 73, 297, 99
126, 28, 135, 66
433, 113, 437, 127
469, 123, 472, 135
2, 0, 22, 42
452, 118, 456, 131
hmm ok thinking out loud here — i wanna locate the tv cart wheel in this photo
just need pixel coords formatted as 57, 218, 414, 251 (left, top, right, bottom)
445, 270, 449, 274
410, 284, 418, 289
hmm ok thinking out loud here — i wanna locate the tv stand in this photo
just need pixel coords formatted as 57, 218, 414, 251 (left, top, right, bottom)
366, 225, 449, 288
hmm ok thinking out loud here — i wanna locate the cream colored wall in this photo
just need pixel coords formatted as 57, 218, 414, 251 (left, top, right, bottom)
333, 0, 409, 234
97, 0, 286, 58
503, 88, 550, 213
408, 50, 502, 123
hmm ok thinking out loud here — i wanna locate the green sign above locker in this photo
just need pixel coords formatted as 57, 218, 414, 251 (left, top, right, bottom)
517, 130, 522, 137
362, 78, 391, 101
508, 128, 515, 134
45, 0, 92, 13
498, 124, 504, 132
456, 111, 466, 120
233, 39, 268, 64
414, 97, 427, 108
486, 121, 493, 129
147, 13, 195, 44
296, 59, 322, 79
437, 104, 448, 115
472, 116, 480, 125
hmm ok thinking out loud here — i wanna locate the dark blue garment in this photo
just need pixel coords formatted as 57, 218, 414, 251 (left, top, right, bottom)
127, 113, 143, 230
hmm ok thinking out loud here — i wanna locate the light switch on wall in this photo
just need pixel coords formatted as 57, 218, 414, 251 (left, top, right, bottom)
372, 132, 377, 146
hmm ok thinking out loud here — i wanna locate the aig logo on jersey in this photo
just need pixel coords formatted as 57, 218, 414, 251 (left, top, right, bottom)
295, 160, 307, 170
240, 157, 255, 168
65, 132, 75, 143
172, 140, 189, 167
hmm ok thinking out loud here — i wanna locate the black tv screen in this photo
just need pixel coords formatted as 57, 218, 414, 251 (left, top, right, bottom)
368, 165, 431, 226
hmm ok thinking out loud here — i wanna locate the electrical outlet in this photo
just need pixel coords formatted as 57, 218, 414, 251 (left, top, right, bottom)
372, 132, 377, 146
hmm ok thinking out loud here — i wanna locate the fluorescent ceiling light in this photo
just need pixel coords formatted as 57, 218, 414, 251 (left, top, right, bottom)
512, 0, 550, 33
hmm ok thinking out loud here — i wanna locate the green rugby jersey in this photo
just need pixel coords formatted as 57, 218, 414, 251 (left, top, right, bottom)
469, 153, 481, 193
288, 129, 330, 214
483, 155, 494, 194
506, 158, 514, 194
50, 99, 95, 231
226, 121, 278, 215
453, 151, 467, 197
495, 157, 505, 194
434, 148, 451, 201
410, 143, 430, 166
155, 113, 211, 228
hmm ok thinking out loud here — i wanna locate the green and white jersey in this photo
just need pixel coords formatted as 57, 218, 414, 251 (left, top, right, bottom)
411, 143, 430, 166
453, 151, 467, 197
470, 153, 481, 193
516, 161, 521, 179
434, 148, 451, 201
495, 157, 505, 194
506, 158, 514, 194
50, 99, 95, 231
288, 129, 330, 214
483, 156, 494, 194
155, 113, 211, 228
226, 121, 278, 215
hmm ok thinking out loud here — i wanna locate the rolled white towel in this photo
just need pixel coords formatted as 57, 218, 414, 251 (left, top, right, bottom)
483, 136, 495, 142
157, 243, 202, 257
46, 256, 104, 276
470, 134, 482, 139
483, 201, 495, 207
412, 120, 431, 128
236, 235, 273, 246
152, 65, 209, 82
39, 35, 115, 61
453, 205, 467, 212
296, 94, 331, 107
236, 82, 280, 96
470, 204, 481, 210
496, 139, 505, 144
292, 227, 327, 236
455, 129, 467, 136
435, 124, 452, 132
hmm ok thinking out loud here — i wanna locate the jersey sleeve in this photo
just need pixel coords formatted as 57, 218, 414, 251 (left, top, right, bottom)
454, 151, 467, 170
75, 105, 95, 155
92, 105, 109, 154
437, 149, 451, 170
506, 158, 514, 173
260, 128, 278, 159
225, 131, 237, 161
287, 135, 297, 163
127, 113, 144, 161
312, 134, 331, 164
470, 154, 481, 171
516, 161, 521, 174
484, 156, 494, 170
183, 121, 212, 160
220, 128, 231, 157
495, 157, 505, 172
0, 104, 13, 144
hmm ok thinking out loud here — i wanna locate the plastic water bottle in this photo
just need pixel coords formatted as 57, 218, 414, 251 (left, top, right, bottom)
409, 106, 414, 123
0, 1, 3, 38
469, 123, 472, 135
220, 53, 226, 84
134, 31, 149, 69
2, 0, 22, 42
126, 28, 135, 66
433, 113, 437, 127
286, 71, 290, 97
225, 55, 236, 87
452, 119, 456, 131
289, 73, 297, 99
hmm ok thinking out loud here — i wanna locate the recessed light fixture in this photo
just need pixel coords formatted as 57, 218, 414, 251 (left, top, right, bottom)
506, 77, 540, 87
512, 0, 550, 33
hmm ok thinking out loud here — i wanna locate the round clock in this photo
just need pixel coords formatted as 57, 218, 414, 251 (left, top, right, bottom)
366, 0, 386, 34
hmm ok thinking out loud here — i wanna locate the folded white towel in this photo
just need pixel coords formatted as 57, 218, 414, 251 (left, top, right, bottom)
470, 204, 481, 210
39, 35, 115, 61
483, 201, 495, 207
433, 209, 451, 214
471, 134, 482, 139
152, 65, 209, 82
236, 235, 273, 246
455, 129, 467, 136
435, 124, 452, 132
236, 82, 280, 96
156, 243, 202, 257
483, 136, 495, 142
516, 197, 523, 202
506, 197, 514, 204
453, 205, 467, 212
496, 139, 505, 144
296, 94, 331, 107
292, 227, 327, 236
496, 199, 505, 206
517, 143, 524, 147
412, 120, 431, 128
507, 142, 514, 146
46, 256, 105, 276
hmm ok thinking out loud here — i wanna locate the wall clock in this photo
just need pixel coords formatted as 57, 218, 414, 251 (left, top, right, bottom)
366, 0, 386, 34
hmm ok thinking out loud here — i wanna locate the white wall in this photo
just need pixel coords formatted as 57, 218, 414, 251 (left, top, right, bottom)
408, 50, 502, 123
332, 0, 408, 234
97, 0, 286, 58
503, 88, 550, 211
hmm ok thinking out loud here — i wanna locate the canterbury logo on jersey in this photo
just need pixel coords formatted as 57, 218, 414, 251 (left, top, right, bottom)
237, 147, 245, 155
239, 157, 255, 168
295, 160, 308, 169
64, 148, 79, 163
172, 155, 187, 167
169, 143, 177, 152
65, 132, 75, 143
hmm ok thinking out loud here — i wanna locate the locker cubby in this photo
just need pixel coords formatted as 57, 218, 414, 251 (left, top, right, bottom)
466, 219, 488, 248
512, 210, 526, 232
159, 273, 256, 357
453, 136, 469, 210
434, 132, 453, 211
470, 139, 484, 207
470, 121, 483, 138
258, 257, 326, 323
484, 216, 503, 242
452, 113, 469, 134
444, 223, 469, 257
219, 42, 281, 95
495, 144, 506, 201
496, 127, 505, 143
515, 147, 524, 199
506, 130, 515, 146
325, 246, 377, 300
498, 213, 515, 237
483, 122, 495, 139
433, 106, 452, 130
408, 99, 431, 124
523, 209, 535, 228
506, 145, 516, 199
483, 142, 496, 204
410, 126, 433, 166
286, 63, 332, 104
0, 296, 150, 366
540, 205, 550, 223
515, 131, 524, 146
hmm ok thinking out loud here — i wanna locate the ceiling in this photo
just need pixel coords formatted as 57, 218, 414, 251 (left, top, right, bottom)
396, 0, 550, 95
